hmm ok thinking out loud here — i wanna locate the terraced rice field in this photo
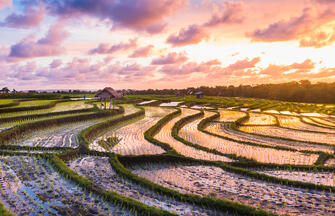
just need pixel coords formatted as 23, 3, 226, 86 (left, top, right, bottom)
179, 111, 318, 164
251, 168, 335, 186
309, 117, 335, 127
1, 97, 335, 215
90, 106, 174, 155
277, 115, 335, 133
206, 122, 334, 153
154, 108, 232, 162
0, 100, 57, 109
0, 100, 93, 118
131, 163, 334, 216
217, 109, 246, 122
67, 156, 228, 215
240, 125, 335, 145
0, 111, 96, 132
0, 156, 131, 215
242, 113, 277, 125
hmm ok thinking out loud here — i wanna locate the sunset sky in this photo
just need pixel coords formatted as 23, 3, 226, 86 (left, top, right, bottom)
1, 0, 335, 90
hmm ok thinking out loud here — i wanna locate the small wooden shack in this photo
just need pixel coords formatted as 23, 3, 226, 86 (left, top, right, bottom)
195, 91, 204, 99
95, 87, 122, 110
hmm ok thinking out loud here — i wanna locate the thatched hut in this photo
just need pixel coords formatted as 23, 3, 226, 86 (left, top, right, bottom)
195, 91, 204, 99
95, 87, 122, 110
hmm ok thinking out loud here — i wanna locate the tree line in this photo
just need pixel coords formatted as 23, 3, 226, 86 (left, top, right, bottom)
128, 80, 335, 104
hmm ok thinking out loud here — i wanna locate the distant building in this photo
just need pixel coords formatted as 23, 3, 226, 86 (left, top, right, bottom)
176, 91, 186, 97
95, 87, 122, 110
195, 91, 204, 99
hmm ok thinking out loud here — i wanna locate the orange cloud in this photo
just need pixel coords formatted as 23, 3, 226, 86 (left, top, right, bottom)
299, 28, 335, 48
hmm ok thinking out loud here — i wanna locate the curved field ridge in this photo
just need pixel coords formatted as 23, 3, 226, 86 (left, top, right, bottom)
5, 111, 123, 148
242, 113, 277, 126
179, 111, 318, 165
156, 108, 232, 162
0, 100, 93, 119
277, 115, 335, 133
240, 125, 335, 145
0, 156, 131, 215
217, 109, 247, 122
90, 106, 174, 155
206, 122, 334, 153
252, 168, 335, 186
131, 163, 335, 216
67, 156, 228, 215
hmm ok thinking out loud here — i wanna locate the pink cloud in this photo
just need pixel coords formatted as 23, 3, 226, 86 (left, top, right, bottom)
204, 2, 244, 27
50, 59, 62, 68
260, 59, 316, 77
129, 45, 153, 58
248, 7, 335, 44
166, 24, 208, 46
167, 2, 244, 47
89, 38, 137, 55
248, 8, 313, 42
1, 6, 45, 28
151, 52, 188, 65
314, 0, 335, 4
204, 59, 221, 65
8, 21, 69, 59
0, 0, 11, 10
46, 0, 186, 33
225, 57, 261, 74
145, 22, 167, 34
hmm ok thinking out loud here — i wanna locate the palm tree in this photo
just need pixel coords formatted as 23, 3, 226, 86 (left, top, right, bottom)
0, 87, 10, 93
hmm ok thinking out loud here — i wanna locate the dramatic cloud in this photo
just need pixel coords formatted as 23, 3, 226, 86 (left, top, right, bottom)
1, 5, 45, 28
248, 9, 313, 42
167, 2, 244, 46
248, 7, 335, 44
89, 38, 137, 55
166, 24, 208, 46
0, 0, 11, 10
129, 45, 153, 58
44, 0, 186, 32
204, 2, 244, 27
9, 21, 69, 59
151, 52, 188, 65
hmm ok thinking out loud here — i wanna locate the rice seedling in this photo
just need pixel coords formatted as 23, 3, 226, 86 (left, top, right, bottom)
0, 155, 132, 215
67, 156, 229, 215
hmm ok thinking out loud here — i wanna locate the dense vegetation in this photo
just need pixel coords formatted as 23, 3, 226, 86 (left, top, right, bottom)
128, 80, 335, 104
